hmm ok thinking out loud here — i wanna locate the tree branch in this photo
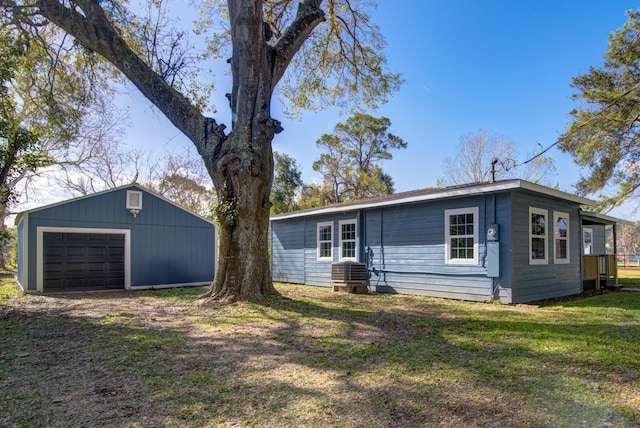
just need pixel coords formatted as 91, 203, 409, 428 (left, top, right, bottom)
272, 0, 325, 87
35, 0, 226, 156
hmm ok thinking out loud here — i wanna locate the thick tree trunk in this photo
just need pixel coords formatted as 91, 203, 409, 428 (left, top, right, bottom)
200, 129, 278, 302
34, 0, 326, 302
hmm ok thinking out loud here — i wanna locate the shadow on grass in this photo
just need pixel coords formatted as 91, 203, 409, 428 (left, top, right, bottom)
0, 287, 638, 427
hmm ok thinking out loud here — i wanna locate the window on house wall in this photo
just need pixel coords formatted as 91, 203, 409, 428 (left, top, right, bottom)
529, 207, 548, 264
554, 212, 570, 264
317, 222, 333, 261
339, 220, 357, 260
445, 207, 479, 265
583, 228, 593, 255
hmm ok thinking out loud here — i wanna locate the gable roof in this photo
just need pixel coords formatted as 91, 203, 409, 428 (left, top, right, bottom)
271, 179, 596, 221
15, 183, 215, 225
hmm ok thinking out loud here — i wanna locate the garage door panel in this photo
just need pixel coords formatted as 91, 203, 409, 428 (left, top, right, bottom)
108, 247, 124, 257
109, 262, 125, 272
44, 263, 64, 274
43, 232, 125, 292
88, 262, 106, 272
68, 234, 87, 241
44, 279, 64, 289
67, 246, 87, 257
86, 278, 107, 287
65, 262, 85, 272
45, 246, 64, 257
87, 246, 108, 257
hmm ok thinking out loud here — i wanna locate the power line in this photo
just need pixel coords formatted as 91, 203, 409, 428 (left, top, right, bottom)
510, 80, 640, 170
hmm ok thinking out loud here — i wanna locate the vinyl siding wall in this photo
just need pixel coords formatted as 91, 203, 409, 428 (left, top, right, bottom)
508, 191, 583, 303
585, 224, 608, 255
271, 194, 517, 302
271, 218, 306, 284
20, 187, 215, 291
363, 197, 492, 301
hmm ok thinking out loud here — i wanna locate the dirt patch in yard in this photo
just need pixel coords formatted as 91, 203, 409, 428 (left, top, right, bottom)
1, 284, 639, 427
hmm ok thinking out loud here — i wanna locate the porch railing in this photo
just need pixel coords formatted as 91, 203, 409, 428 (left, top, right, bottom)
583, 254, 617, 289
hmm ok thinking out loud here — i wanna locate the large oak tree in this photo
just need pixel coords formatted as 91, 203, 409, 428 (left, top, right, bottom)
3, 0, 401, 301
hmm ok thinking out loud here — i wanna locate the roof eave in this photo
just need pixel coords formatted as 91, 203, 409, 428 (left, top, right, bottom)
13, 183, 217, 226
271, 180, 596, 221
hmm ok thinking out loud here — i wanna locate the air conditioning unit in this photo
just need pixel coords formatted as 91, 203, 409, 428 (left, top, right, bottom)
331, 261, 368, 293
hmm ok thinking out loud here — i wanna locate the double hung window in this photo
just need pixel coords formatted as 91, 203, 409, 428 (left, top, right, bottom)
529, 207, 548, 264
339, 220, 357, 260
554, 212, 570, 264
317, 222, 333, 261
445, 207, 479, 265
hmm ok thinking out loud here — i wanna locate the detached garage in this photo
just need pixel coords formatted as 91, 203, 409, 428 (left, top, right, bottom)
15, 184, 217, 293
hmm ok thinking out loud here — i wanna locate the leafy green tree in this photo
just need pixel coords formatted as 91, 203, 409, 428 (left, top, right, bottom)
271, 151, 302, 214
146, 151, 217, 219
0, 32, 50, 207
438, 129, 556, 186
559, 9, 640, 210
310, 113, 406, 205
0, 32, 51, 269
5, 0, 401, 301
0, 17, 125, 209
0, 15, 129, 269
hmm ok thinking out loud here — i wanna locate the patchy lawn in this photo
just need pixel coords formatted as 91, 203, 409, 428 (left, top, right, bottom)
1, 278, 639, 427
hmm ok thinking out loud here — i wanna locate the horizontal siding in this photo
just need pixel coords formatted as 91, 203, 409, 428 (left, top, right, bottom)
587, 224, 607, 255
271, 220, 305, 284
509, 191, 582, 303
270, 189, 584, 304
301, 214, 357, 287
364, 200, 492, 302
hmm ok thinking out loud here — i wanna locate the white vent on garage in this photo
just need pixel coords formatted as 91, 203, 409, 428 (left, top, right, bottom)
126, 190, 142, 210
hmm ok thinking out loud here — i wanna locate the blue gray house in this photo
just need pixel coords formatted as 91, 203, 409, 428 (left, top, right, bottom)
15, 184, 216, 293
270, 179, 619, 304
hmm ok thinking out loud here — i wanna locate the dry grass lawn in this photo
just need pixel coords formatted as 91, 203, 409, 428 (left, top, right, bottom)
1, 278, 639, 427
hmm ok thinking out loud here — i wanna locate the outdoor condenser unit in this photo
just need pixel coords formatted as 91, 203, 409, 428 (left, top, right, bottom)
331, 261, 368, 283
330, 261, 369, 293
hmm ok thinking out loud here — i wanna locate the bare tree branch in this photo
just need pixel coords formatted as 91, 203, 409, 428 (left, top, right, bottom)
36, 0, 225, 156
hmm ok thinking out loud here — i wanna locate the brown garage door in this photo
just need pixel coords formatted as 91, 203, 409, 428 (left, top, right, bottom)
43, 232, 125, 292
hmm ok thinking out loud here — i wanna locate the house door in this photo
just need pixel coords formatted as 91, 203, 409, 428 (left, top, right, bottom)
42, 232, 125, 292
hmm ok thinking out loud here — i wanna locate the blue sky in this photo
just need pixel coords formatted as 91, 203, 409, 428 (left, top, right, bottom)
121, 1, 639, 218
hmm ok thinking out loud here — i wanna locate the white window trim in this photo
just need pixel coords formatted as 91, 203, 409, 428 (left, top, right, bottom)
126, 190, 143, 210
554, 211, 570, 264
529, 207, 548, 265
338, 219, 358, 261
583, 227, 593, 255
316, 221, 333, 261
444, 207, 479, 265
